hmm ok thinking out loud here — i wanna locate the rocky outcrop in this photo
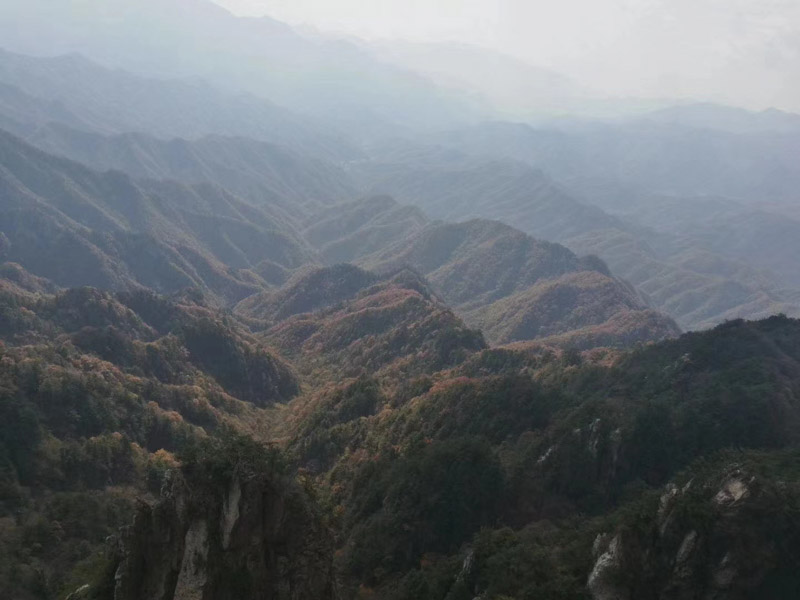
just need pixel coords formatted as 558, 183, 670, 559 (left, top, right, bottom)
102, 470, 338, 600
587, 464, 800, 600
587, 534, 628, 600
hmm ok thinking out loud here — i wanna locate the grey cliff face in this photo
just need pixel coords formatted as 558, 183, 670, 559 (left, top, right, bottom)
588, 465, 800, 600
105, 471, 338, 600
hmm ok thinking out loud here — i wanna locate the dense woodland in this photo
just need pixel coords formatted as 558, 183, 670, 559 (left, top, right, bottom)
3, 271, 800, 598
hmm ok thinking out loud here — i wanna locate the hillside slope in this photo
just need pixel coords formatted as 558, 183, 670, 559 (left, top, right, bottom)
354, 141, 800, 330
3, 268, 799, 599
0, 277, 307, 599
279, 314, 800, 599
0, 130, 316, 301
1, 129, 678, 349
22, 123, 357, 220
302, 200, 679, 347
252, 267, 487, 380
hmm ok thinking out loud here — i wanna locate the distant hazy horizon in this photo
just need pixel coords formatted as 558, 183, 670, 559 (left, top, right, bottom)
214, 0, 800, 113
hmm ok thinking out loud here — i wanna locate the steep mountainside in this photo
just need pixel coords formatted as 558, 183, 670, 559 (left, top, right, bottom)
361, 218, 605, 307
354, 141, 800, 330
0, 127, 676, 349
302, 200, 679, 347
237, 264, 380, 323
0, 130, 316, 302
428, 121, 800, 306
469, 271, 678, 349
105, 435, 338, 600
278, 315, 800, 599
0, 277, 310, 599
4, 266, 800, 600
21, 122, 357, 221
1, 282, 299, 406
565, 226, 800, 330
364, 219, 678, 347
250, 268, 487, 380
2, 46, 785, 334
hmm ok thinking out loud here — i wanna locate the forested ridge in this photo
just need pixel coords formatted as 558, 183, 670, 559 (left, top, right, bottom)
3, 264, 800, 598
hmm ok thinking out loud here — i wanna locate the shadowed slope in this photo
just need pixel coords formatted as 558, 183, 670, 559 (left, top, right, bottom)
309, 202, 680, 347
0, 130, 315, 303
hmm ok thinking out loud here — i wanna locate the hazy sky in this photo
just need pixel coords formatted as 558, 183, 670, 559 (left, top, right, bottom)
213, 0, 800, 111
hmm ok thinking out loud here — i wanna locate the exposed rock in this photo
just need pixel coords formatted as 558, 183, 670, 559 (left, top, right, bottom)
658, 484, 679, 518
590, 465, 800, 600
673, 530, 698, 579
588, 418, 602, 455
658, 483, 679, 536
592, 533, 609, 558
221, 478, 242, 550
65, 584, 92, 600
104, 470, 338, 600
609, 427, 623, 473
712, 553, 737, 589
536, 445, 555, 465
457, 550, 476, 584
173, 520, 209, 600
587, 534, 629, 600
713, 476, 750, 506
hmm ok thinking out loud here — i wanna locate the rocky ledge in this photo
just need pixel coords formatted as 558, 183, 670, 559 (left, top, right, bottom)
78, 462, 338, 600
588, 463, 800, 600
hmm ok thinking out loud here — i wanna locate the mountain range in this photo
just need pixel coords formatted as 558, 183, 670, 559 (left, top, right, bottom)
0, 2, 799, 598
2, 44, 799, 332
4, 253, 799, 599
357, 128, 800, 330
0, 127, 676, 350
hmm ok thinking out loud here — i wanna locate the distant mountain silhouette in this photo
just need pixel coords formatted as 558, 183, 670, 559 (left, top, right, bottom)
0, 48, 359, 160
